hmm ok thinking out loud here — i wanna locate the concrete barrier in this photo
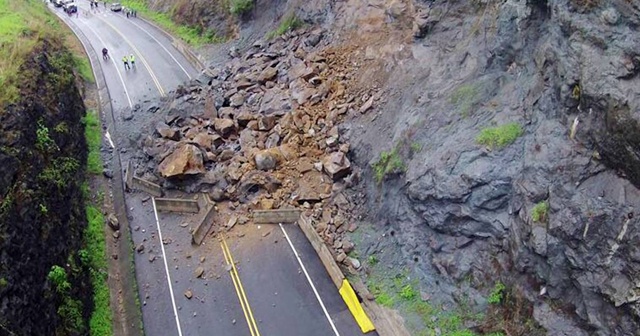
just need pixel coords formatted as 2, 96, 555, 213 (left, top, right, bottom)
192, 204, 216, 245
253, 209, 301, 224
298, 215, 344, 289
125, 160, 134, 191
155, 198, 200, 213
131, 176, 163, 197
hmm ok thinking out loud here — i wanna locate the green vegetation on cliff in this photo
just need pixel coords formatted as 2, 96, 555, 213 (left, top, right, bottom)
0, 1, 111, 335
0, 0, 93, 103
119, 0, 221, 46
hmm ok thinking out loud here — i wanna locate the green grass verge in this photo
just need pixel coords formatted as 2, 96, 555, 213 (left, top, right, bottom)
74, 54, 94, 83
476, 122, 523, 150
83, 109, 102, 174
83, 107, 111, 334
84, 205, 112, 335
0, 0, 62, 104
119, 0, 221, 46
266, 14, 303, 39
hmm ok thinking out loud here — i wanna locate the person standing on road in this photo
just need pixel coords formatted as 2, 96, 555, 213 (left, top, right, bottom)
129, 54, 136, 68
103, 1, 106, 8
122, 56, 130, 70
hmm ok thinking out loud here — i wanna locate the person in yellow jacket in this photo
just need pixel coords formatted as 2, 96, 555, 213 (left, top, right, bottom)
129, 54, 135, 68
122, 56, 130, 70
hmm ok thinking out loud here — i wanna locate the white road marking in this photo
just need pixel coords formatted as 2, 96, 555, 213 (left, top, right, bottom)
152, 198, 184, 336
121, 18, 192, 79
104, 130, 115, 148
80, 21, 134, 108
279, 224, 341, 336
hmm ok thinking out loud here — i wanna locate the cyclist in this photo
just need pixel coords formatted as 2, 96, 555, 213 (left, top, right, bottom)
102, 48, 109, 60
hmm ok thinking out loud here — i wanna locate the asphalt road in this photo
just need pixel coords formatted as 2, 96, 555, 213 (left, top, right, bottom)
53, 2, 373, 336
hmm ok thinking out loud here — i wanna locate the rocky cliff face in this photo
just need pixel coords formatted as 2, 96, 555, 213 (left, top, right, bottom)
347, 0, 640, 334
0, 39, 91, 335
124, 0, 640, 334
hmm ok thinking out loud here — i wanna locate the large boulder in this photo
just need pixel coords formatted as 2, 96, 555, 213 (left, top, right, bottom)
158, 143, 205, 177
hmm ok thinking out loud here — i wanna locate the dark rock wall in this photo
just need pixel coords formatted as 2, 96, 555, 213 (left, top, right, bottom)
0, 38, 90, 335
349, 0, 640, 335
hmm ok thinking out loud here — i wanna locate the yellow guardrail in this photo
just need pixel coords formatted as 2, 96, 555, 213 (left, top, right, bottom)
339, 279, 376, 333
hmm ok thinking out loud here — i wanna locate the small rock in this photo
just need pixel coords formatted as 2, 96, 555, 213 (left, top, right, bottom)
229, 92, 245, 107
254, 149, 280, 170
262, 231, 271, 238
420, 291, 431, 301
359, 96, 374, 114
112, 230, 121, 239
602, 7, 619, 25
200, 256, 206, 263
185, 290, 193, 299
258, 67, 278, 82
313, 162, 323, 171
136, 243, 145, 253
180, 222, 189, 228
336, 252, 347, 263
148, 255, 156, 263
214, 118, 236, 137
194, 266, 205, 278
142, 196, 151, 203
112, 253, 118, 260
107, 213, 120, 230
347, 222, 358, 232
232, 319, 236, 325
227, 215, 238, 229
347, 257, 361, 269
103, 169, 114, 179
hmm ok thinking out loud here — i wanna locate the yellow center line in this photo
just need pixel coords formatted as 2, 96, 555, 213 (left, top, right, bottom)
95, 16, 166, 96
220, 236, 261, 336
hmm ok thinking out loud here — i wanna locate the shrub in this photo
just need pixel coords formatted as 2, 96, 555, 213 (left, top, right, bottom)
230, 0, 253, 15
48, 265, 71, 293
36, 120, 58, 152
376, 292, 394, 307
372, 149, 405, 183
476, 122, 523, 150
266, 14, 303, 39
531, 201, 549, 223
400, 284, 417, 301
488, 282, 506, 305
82, 110, 102, 174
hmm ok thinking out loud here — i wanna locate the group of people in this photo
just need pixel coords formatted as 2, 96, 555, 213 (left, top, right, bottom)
101, 48, 136, 71
125, 8, 137, 18
122, 54, 136, 70
89, 1, 103, 10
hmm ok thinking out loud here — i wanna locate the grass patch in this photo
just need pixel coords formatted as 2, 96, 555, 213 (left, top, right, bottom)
119, 0, 222, 46
372, 149, 405, 184
82, 109, 102, 174
73, 54, 94, 83
531, 201, 549, 223
84, 205, 112, 335
266, 14, 303, 39
230, 0, 254, 15
366, 272, 480, 335
476, 122, 523, 150
0, 0, 63, 104
488, 282, 506, 305
450, 83, 482, 117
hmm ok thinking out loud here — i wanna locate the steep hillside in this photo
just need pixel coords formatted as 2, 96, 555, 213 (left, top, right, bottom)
0, 1, 98, 335
116, 0, 640, 334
